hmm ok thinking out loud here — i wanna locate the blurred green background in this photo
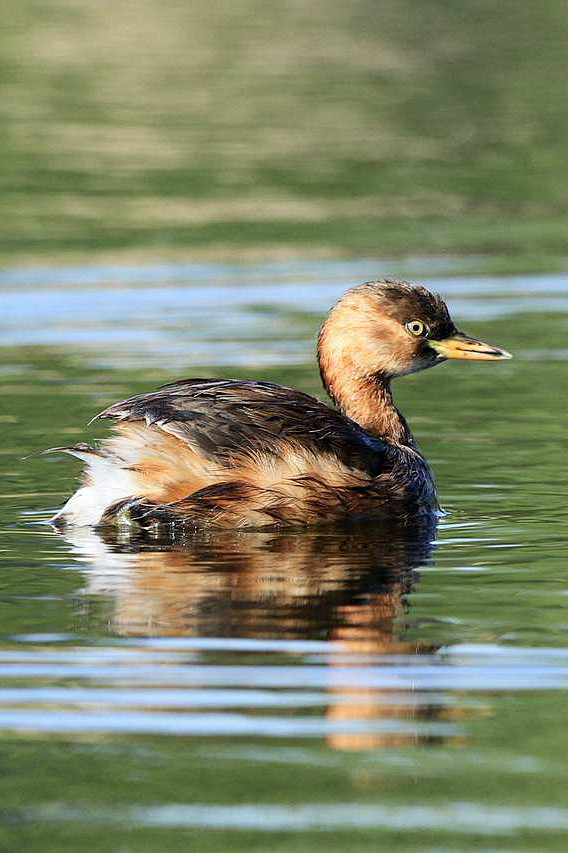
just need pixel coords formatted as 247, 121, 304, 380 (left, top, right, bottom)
3, 0, 568, 268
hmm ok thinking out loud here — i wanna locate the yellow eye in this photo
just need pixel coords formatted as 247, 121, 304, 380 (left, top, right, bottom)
405, 319, 428, 338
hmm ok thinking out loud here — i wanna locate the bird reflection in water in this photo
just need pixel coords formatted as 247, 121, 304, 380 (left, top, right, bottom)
61, 514, 464, 750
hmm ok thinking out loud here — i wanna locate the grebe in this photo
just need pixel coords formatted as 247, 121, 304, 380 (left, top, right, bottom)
51, 279, 511, 529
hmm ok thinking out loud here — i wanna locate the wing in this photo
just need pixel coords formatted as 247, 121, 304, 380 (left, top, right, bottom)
53, 379, 435, 527
95, 378, 388, 476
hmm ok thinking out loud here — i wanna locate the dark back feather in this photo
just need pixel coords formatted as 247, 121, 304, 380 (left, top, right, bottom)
96, 379, 393, 477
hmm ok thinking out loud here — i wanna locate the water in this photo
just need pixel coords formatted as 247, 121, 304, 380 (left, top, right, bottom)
4, 0, 568, 268
1, 262, 568, 851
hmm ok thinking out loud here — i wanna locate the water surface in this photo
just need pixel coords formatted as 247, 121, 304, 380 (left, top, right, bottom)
1, 263, 567, 851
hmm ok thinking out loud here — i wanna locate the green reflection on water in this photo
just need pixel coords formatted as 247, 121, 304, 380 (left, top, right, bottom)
1, 295, 568, 852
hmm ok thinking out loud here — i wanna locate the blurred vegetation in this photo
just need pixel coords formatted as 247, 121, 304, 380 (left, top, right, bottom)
2, 0, 568, 265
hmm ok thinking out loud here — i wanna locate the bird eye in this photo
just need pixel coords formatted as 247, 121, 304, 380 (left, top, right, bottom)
405, 320, 429, 338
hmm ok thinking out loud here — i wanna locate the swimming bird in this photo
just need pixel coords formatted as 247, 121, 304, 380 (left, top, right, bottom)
51, 279, 511, 529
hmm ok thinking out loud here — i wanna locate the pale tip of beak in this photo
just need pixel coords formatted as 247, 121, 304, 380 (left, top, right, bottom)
429, 336, 513, 362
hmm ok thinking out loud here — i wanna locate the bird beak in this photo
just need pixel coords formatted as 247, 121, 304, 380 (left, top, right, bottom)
428, 333, 512, 362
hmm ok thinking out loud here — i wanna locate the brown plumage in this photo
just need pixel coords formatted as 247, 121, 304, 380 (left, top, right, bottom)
50, 279, 511, 529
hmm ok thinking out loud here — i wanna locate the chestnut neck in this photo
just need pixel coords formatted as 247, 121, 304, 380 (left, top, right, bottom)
321, 369, 413, 446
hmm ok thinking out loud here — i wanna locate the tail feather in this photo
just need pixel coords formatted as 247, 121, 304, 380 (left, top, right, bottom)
42, 443, 103, 464
50, 443, 138, 527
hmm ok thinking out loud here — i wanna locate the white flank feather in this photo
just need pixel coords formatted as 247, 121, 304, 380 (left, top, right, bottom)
52, 454, 137, 527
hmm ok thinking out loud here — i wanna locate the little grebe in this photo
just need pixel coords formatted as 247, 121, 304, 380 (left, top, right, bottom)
51, 279, 511, 528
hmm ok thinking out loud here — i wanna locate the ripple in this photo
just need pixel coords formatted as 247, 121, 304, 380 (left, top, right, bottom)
0, 709, 458, 738
1, 265, 567, 368
20, 801, 568, 833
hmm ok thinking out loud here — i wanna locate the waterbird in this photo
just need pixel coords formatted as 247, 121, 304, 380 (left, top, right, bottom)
50, 279, 511, 529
